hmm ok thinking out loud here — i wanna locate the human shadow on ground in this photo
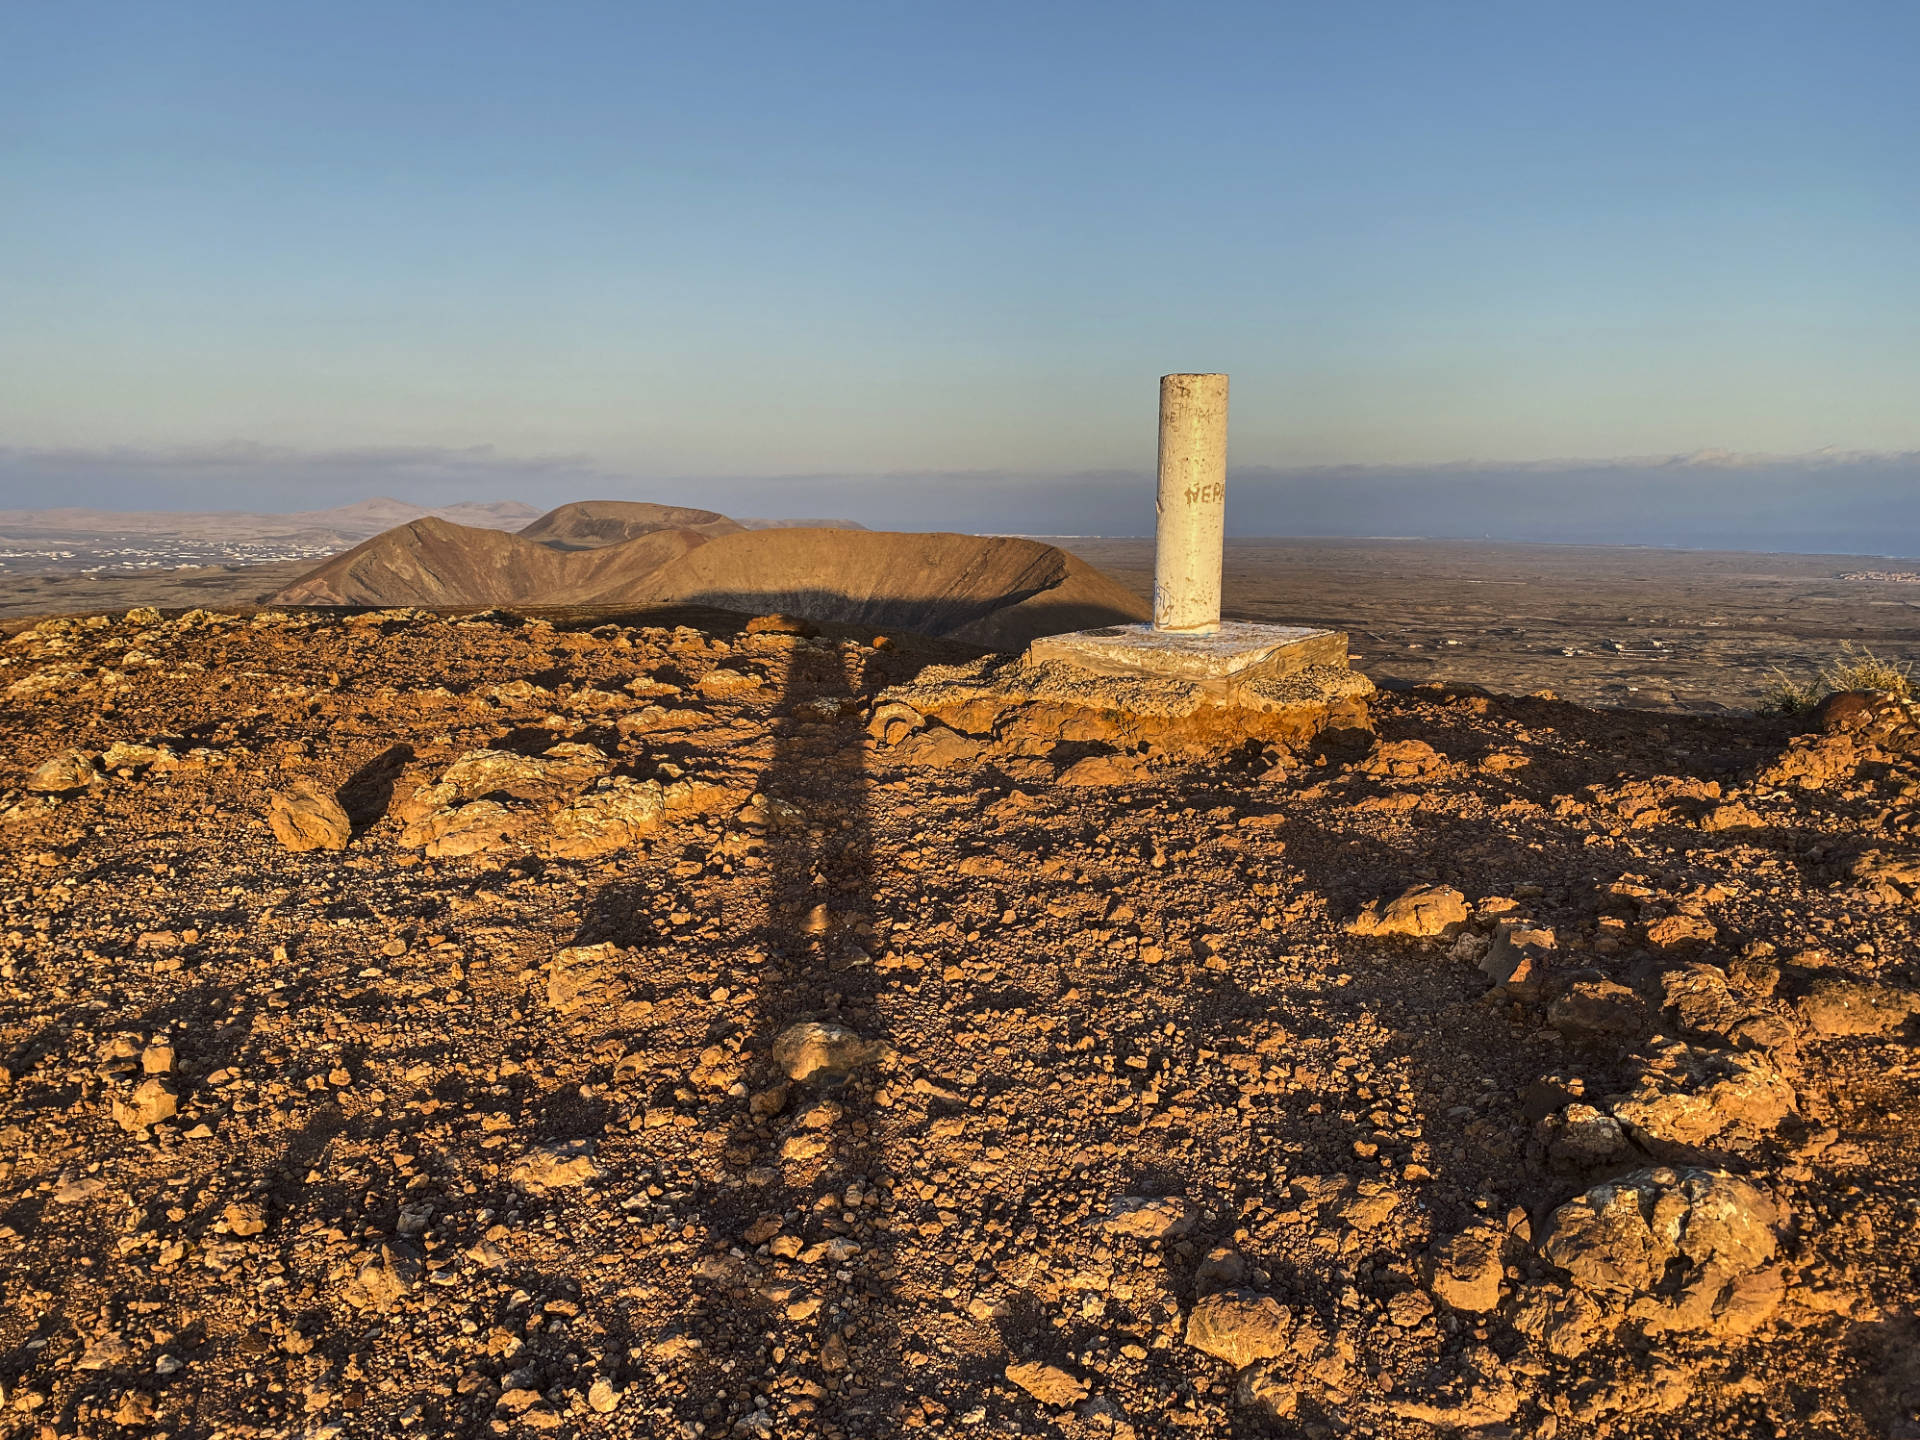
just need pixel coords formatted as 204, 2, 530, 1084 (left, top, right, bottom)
643, 625, 911, 1437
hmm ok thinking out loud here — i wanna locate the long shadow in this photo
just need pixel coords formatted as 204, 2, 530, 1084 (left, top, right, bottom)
668, 625, 907, 1436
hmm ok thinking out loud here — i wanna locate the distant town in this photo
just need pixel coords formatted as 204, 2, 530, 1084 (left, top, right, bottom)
0, 538, 346, 575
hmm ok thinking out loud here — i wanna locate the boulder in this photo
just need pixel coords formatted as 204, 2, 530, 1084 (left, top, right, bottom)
1056, 753, 1146, 786
1540, 1166, 1785, 1336
1798, 978, 1919, 1037
401, 798, 519, 858
1184, 1289, 1293, 1368
1547, 978, 1652, 1040
1661, 964, 1797, 1051
1609, 1039, 1795, 1149
1346, 884, 1470, 939
267, 781, 352, 852
771, 1021, 891, 1084
26, 749, 100, 794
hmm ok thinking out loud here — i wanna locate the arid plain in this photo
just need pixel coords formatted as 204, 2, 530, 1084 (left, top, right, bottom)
8, 536, 1920, 711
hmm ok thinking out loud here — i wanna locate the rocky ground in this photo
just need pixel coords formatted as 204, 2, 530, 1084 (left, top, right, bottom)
1, 604, 1917, 1440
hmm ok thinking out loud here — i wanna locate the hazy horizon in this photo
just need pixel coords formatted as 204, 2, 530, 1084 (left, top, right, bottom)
4, 443, 1920, 558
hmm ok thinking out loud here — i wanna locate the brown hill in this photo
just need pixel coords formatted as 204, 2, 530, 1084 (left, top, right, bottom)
270, 509, 1147, 646
269, 517, 711, 607
630, 528, 1149, 647
514, 500, 742, 550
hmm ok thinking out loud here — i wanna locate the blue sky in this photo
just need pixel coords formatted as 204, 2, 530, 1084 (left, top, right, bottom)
2, 1, 1916, 535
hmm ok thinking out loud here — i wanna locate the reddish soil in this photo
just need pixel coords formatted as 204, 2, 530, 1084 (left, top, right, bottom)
1, 604, 1916, 1440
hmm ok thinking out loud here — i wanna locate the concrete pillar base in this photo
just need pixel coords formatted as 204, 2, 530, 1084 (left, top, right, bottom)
1023, 620, 1347, 693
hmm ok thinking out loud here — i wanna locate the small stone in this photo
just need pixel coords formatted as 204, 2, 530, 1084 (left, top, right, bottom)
112, 1077, 178, 1131
76, 1332, 131, 1370
1427, 1222, 1506, 1312
1540, 1103, 1631, 1168
51, 1170, 106, 1203
347, 1242, 422, 1309
1481, 919, 1555, 999
1386, 1289, 1435, 1328
267, 782, 352, 852
140, 1042, 176, 1075
114, 1391, 158, 1425
587, 1378, 620, 1414
509, 1140, 605, 1194
771, 1020, 891, 1084
1234, 1362, 1299, 1419
223, 1201, 267, 1237
1005, 1360, 1089, 1407
1647, 913, 1718, 949
1091, 1194, 1200, 1241
1359, 738, 1445, 779
1194, 1246, 1248, 1295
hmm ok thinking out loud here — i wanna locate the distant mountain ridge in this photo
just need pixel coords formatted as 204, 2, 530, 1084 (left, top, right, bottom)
0, 496, 539, 544
272, 499, 1145, 648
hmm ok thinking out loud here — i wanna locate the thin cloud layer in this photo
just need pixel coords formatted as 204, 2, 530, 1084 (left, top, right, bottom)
3, 444, 1918, 556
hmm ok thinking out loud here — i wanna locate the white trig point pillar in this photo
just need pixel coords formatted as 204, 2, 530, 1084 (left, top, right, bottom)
1021, 371, 1350, 692
1153, 373, 1228, 634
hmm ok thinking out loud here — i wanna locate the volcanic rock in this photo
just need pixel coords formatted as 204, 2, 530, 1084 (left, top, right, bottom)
1092, 1195, 1201, 1241
1797, 978, 1919, 1036
1481, 919, 1556, 999
1609, 1039, 1796, 1149
1540, 1166, 1785, 1337
267, 781, 352, 852
26, 748, 99, 794
223, 1201, 268, 1237
771, 1021, 891, 1084
1347, 883, 1470, 939
346, 1242, 423, 1309
112, 1077, 177, 1131
510, 1141, 605, 1194
1359, 738, 1444, 779
1184, 1289, 1293, 1368
1426, 1221, 1507, 1312
1005, 1360, 1090, 1407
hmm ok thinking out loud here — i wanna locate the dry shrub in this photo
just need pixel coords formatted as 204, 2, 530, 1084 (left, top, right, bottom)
1761, 643, 1913, 715
1820, 642, 1913, 699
